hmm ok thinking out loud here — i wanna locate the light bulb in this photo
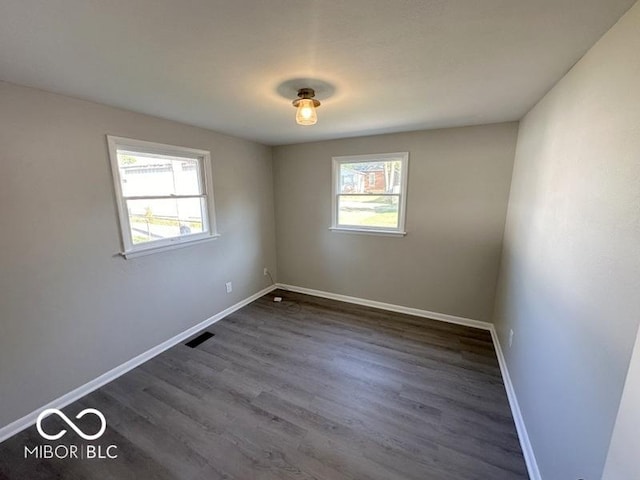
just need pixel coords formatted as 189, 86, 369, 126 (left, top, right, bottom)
295, 98, 318, 126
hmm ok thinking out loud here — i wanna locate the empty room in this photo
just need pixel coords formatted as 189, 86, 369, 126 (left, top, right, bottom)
1, 1, 639, 479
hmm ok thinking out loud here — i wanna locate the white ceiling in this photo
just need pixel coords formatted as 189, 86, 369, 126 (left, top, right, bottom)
0, 0, 635, 145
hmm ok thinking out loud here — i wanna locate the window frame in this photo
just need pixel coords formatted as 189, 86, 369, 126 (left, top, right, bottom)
330, 152, 409, 236
107, 135, 219, 258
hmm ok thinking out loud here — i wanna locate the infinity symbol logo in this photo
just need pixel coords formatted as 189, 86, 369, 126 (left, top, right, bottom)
36, 408, 107, 441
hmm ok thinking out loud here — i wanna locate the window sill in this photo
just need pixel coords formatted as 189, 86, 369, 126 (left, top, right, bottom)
329, 227, 407, 237
120, 234, 221, 259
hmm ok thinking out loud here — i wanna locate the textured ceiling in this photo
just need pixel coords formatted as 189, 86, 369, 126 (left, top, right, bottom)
0, 0, 635, 145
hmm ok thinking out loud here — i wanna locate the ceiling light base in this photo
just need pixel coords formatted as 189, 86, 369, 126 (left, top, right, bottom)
292, 88, 321, 108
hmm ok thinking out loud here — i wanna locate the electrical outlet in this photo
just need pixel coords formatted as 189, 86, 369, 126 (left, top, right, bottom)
509, 329, 514, 348
263, 268, 269, 276
225, 282, 232, 293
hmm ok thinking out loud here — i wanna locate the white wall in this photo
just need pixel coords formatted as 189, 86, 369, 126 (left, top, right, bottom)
0, 81, 277, 429
273, 123, 518, 322
603, 325, 640, 480
492, 2, 640, 478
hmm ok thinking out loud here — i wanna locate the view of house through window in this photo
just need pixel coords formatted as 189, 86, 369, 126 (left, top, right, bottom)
107, 136, 216, 256
332, 152, 409, 234
119, 153, 205, 244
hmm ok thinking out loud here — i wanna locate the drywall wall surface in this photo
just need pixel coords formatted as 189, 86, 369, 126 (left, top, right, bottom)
0, 81, 277, 428
492, 2, 640, 478
273, 123, 518, 322
603, 324, 640, 480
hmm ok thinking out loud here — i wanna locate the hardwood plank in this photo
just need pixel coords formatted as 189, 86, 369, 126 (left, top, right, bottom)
0, 289, 528, 479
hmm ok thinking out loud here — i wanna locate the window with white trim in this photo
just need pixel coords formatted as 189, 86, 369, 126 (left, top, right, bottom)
107, 136, 218, 258
331, 152, 409, 235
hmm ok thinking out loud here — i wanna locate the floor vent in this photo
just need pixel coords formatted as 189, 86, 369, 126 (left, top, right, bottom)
185, 332, 215, 348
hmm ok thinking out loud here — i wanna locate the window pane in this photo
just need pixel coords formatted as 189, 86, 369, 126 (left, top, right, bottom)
339, 160, 402, 194
126, 198, 206, 245
337, 195, 399, 228
118, 150, 202, 197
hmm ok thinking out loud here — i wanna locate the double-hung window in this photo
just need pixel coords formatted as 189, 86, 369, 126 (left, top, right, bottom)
331, 152, 409, 236
107, 136, 218, 258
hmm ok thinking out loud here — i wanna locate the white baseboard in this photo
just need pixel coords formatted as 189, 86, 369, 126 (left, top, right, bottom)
490, 327, 542, 480
276, 283, 492, 331
0, 284, 277, 444
275, 282, 541, 479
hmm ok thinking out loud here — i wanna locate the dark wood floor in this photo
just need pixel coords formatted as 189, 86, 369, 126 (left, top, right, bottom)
0, 290, 528, 479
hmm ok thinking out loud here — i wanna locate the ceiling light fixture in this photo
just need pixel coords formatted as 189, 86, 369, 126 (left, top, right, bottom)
292, 88, 320, 126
